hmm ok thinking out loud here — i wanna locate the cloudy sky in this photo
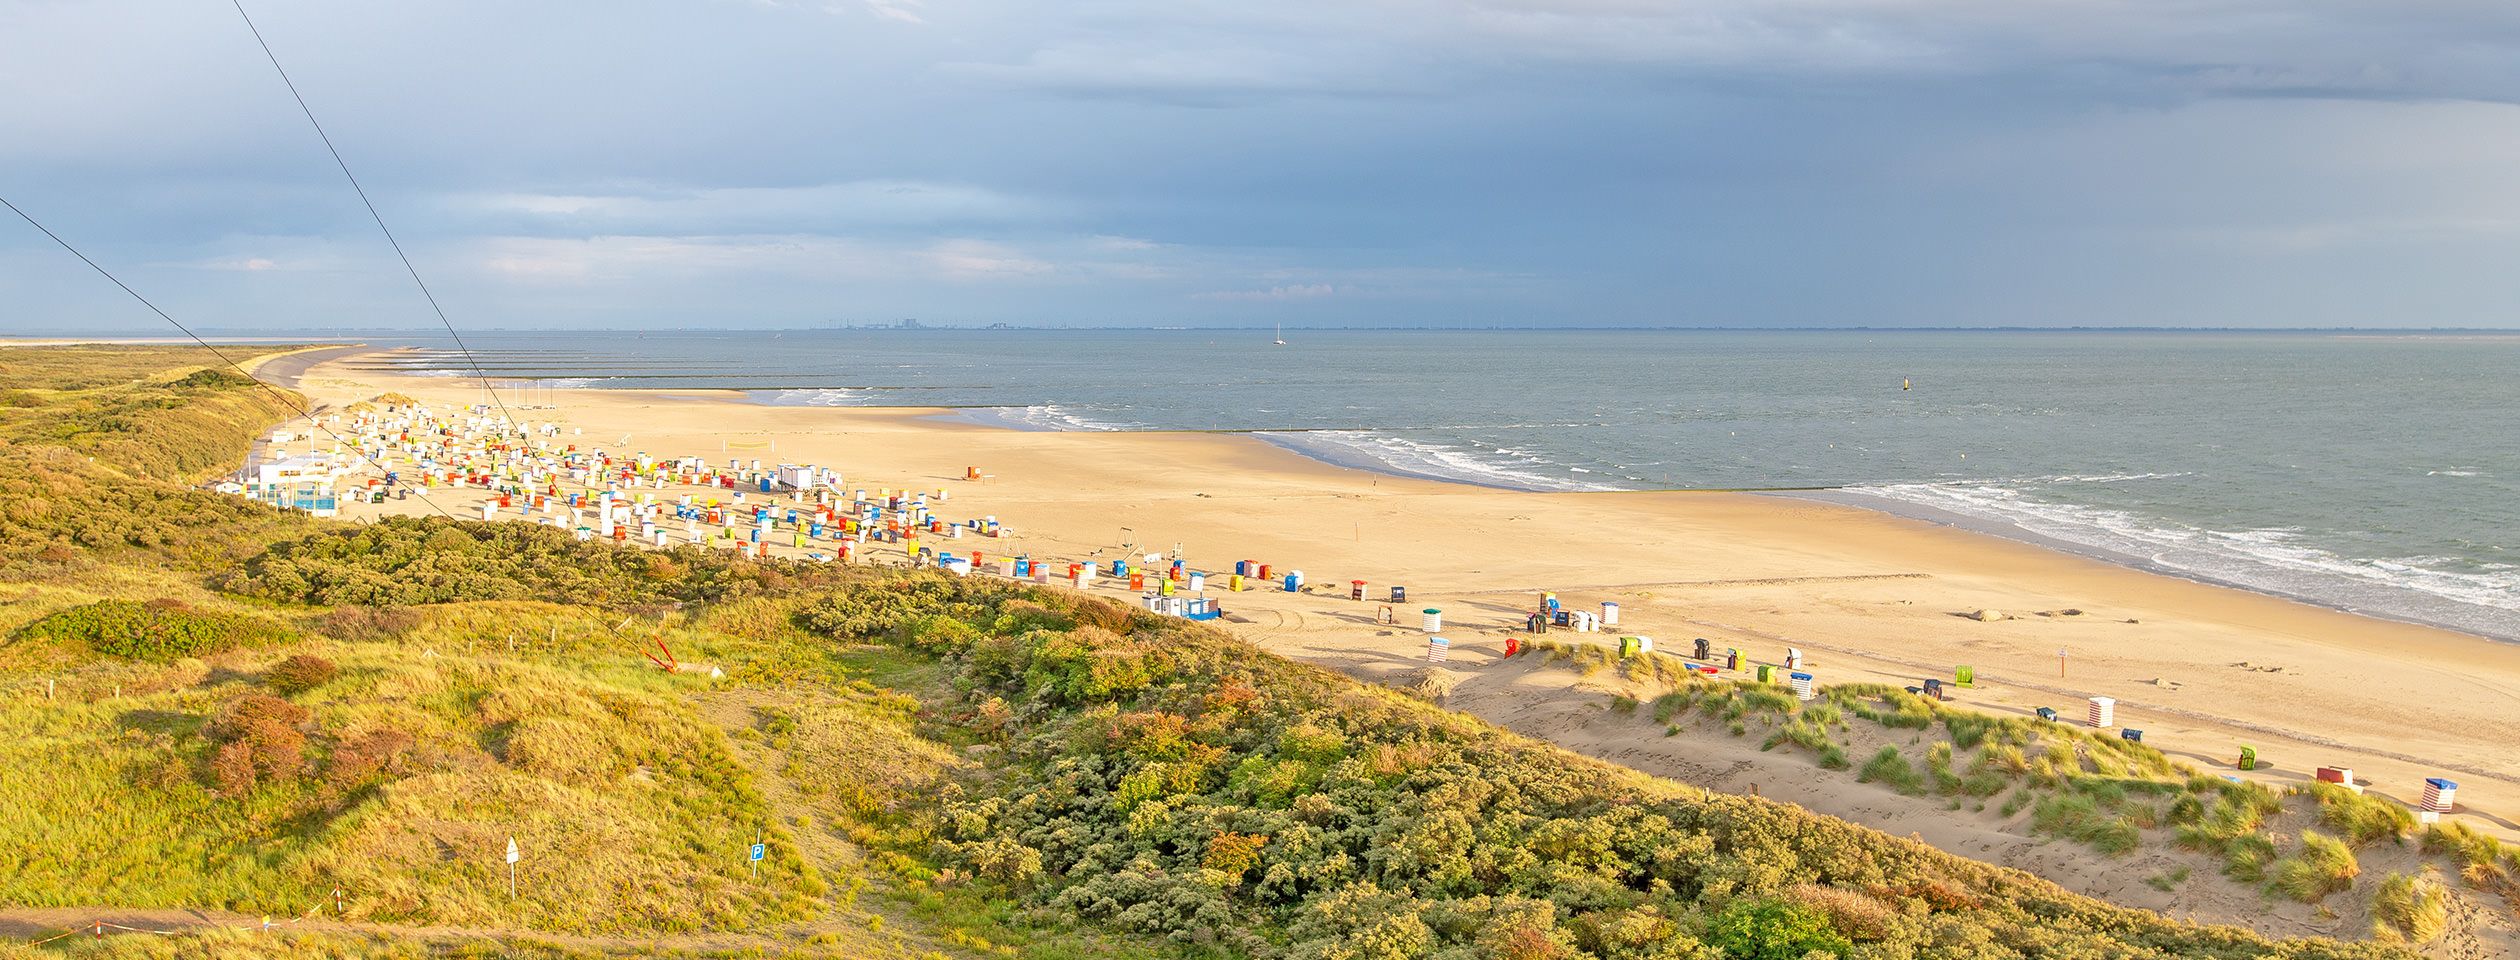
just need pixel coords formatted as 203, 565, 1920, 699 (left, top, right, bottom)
5, 0, 2520, 330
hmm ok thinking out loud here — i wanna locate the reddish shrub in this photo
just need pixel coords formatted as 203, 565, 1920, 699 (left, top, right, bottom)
1068, 596, 1140, 635
265, 654, 338, 695
316, 605, 421, 642
202, 694, 310, 795
324, 728, 414, 790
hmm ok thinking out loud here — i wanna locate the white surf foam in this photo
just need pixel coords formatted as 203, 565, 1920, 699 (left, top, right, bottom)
1847, 480, 2520, 636
952, 404, 1144, 432
760, 388, 867, 406
1257, 431, 1623, 493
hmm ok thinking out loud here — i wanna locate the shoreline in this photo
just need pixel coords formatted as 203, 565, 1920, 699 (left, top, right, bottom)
282, 350, 2520, 844
636, 378, 2519, 646
308, 349, 2520, 645
1782, 489, 2518, 647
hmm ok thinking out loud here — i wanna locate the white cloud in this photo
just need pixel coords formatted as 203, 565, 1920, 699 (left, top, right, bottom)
473, 234, 888, 283
154, 236, 365, 274
942, 43, 1426, 105
464, 180, 1054, 229
471, 233, 1094, 286
861, 0, 926, 25
941, 0, 2520, 106
920, 238, 1055, 279
1195, 283, 1335, 302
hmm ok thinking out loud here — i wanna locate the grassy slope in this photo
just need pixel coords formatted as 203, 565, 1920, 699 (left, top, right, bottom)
0, 344, 2485, 959
1522, 639, 2520, 949
0, 346, 1064, 958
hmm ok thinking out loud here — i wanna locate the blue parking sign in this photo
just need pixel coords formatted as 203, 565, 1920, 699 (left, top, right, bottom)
749, 842, 766, 862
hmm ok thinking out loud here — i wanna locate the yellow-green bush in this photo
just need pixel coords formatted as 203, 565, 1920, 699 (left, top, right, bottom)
2270, 830, 2361, 903
2370, 872, 2449, 943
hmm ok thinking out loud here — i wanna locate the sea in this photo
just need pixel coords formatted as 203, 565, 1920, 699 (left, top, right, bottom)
364, 329, 2520, 642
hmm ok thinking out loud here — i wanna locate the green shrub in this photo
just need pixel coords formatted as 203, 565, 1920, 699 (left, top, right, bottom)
1858, 746, 1926, 795
1702, 898, 1853, 960
11, 598, 292, 661
769, 573, 2412, 959
170, 368, 256, 388
223, 516, 854, 607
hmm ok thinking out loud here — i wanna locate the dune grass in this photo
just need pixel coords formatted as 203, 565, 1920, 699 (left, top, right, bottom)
1858, 745, 1927, 796
2370, 872, 2450, 944
2269, 830, 2362, 903
2306, 781, 2416, 846
1562, 649, 2487, 925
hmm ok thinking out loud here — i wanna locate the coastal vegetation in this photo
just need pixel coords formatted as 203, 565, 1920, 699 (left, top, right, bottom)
221, 515, 852, 607
1532, 636, 2520, 937
0, 343, 2502, 957
0, 345, 316, 575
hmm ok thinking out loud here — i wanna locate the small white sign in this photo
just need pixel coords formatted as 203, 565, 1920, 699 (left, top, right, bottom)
505, 837, 521, 864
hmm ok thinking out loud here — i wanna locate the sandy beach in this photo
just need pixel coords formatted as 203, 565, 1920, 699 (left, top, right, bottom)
275, 349, 2520, 858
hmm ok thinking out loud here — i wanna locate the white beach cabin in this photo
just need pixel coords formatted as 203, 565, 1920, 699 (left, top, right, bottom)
244, 453, 347, 517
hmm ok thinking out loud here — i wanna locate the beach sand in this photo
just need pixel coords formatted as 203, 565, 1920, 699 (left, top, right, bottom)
278, 351, 2520, 896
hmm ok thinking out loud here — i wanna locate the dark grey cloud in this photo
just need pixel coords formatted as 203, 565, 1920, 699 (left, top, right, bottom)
5, 0, 2520, 331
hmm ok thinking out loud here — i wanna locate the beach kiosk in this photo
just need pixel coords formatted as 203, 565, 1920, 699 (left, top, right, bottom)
243, 453, 347, 518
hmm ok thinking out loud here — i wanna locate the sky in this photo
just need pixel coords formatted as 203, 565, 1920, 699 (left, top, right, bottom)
6, 0, 2520, 330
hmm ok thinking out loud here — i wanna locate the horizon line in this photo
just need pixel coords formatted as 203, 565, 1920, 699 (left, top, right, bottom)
13, 324, 2520, 337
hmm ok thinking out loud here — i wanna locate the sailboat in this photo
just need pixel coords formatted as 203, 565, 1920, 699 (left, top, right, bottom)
1274, 323, 1286, 346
